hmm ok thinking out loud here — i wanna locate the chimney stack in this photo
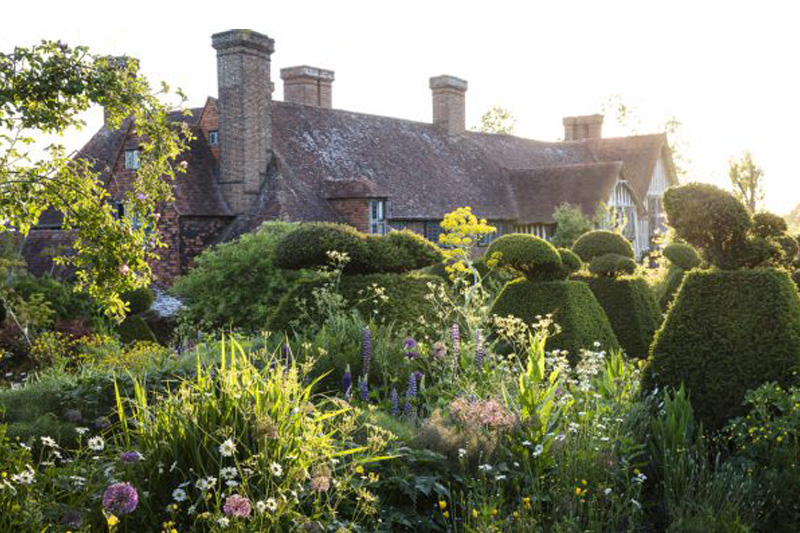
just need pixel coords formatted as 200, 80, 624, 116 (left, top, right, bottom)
563, 114, 604, 141
430, 75, 468, 135
281, 66, 335, 108
103, 56, 138, 128
211, 29, 275, 215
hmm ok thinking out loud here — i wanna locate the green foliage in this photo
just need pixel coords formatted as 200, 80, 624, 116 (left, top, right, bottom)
121, 287, 153, 314
588, 253, 637, 278
557, 248, 582, 277
753, 212, 788, 238
572, 230, 634, 262
117, 315, 156, 344
587, 276, 661, 357
778, 235, 800, 267
552, 203, 593, 248
172, 221, 299, 331
367, 230, 444, 273
729, 151, 764, 212
486, 234, 564, 281
0, 41, 191, 317
475, 105, 516, 134
10, 273, 94, 321
645, 269, 800, 430
663, 243, 701, 270
490, 279, 618, 357
269, 273, 443, 333
658, 266, 686, 310
662, 183, 752, 269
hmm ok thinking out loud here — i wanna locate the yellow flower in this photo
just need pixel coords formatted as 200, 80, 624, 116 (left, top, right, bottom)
491, 508, 499, 517
355, 465, 364, 475
439, 500, 447, 510
513, 511, 519, 518
107, 514, 119, 527
582, 479, 588, 486
522, 496, 530, 505
1, 472, 6, 478
443, 511, 450, 519
575, 487, 583, 496
171, 530, 178, 533
473, 509, 479, 518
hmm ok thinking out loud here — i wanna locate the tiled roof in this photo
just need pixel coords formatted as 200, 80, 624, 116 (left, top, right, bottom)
587, 134, 673, 199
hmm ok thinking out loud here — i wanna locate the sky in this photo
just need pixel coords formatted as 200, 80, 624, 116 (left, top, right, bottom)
3, 0, 799, 213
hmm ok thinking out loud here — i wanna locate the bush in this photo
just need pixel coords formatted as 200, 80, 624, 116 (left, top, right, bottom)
572, 230, 634, 262
172, 221, 299, 331
777, 235, 800, 267
552, 203, 593, 248
644, 268, 800, 430
122, 287, 154, 314
11, 273, 94, 321
486, 234, 564, 280
587, 276, 661, 357
557, 248, 582, 276
658, 266, 685, 310
490, 278, 618, 357
366, 230, 444, 273
663, 243, 701, 270
274, 222, 370, 273
753, 212, 788, 238
117, 315, 157, 344
663, 183, 752, 269
269, 273, 443, 333
588, 253, 637, 278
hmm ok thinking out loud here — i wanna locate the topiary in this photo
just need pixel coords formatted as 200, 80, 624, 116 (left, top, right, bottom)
490, 278, 618, 358
662, 183, 752, 269
777, 234, 800, 267
557, 248, 582, 276
658, 266, 686, 311
117, 315, 157, 344
662, 243, 701, 270
274, 222, 370, 273
572, 230, 634, 263
644, 269, 800, 430
588, 253, 637, 278
587, 276, 661, 357
122, 287, 154, 314
752, 212, 788, 238
486, 234, 564, 280
0, 298, 5, 323
365, 230, 444, 273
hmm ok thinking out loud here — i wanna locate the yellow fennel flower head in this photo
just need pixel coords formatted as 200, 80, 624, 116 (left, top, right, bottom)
107, 514, 119, 527
522, 496, 531, 505
491, 508, 499, 517
443, 511, 450, 519
575, 487, 582, 496
355, 465, 364, 475
439, 500, 447, 510
582, 479, 588, 486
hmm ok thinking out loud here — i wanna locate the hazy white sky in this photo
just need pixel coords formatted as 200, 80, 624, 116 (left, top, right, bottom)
4, 0, 799, 212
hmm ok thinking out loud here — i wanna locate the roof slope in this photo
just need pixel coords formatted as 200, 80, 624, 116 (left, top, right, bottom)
587, 134, 671, 199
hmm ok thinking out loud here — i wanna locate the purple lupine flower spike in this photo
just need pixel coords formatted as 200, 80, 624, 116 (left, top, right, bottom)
360, 377, 370, 402
404, 371, 417, 417
390, 387, 400, 416
362, 328, 372, 377
475, 329, 484, 368
342, 365, 353, 400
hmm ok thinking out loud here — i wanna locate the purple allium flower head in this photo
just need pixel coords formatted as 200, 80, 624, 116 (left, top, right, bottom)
119, 451, 141, 464
223, 494, 252, 518
362, 328, 372, 377
403, 336, 418, 359
342, 365, 353, 400
360, 377, 370, 402
102, 482, 139, 515
390, 387, 400, 417
475, 329, 484, 368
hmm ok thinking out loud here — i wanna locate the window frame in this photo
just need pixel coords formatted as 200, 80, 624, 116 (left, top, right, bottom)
124, 149, 141, 170
369, 199, 387, 235
208, 130, 219, 146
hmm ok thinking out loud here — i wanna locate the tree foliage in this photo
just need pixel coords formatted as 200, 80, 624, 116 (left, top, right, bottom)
475, 105, 516, 135
552, 203, 593, 248
728, 151, 764, 213
0, 41, 190, 318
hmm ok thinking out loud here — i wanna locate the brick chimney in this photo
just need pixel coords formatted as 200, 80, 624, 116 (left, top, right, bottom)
103, 56, 138, 128
430, 75, 468, 135
281, 66, 335, 108
563, 114, 604, 141
211, 29, 275, 215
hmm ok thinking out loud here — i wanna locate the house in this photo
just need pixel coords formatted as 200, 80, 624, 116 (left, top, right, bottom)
23, 29, 678, 284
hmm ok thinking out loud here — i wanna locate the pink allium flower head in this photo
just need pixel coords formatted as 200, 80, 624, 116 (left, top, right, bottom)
102, 482, 139, 515
223, 494, 252, 518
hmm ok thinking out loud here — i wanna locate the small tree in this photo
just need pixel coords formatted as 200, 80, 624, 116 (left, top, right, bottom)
728, 151, 764, 213
475, 105, 516, 135
552, 203, 593, 248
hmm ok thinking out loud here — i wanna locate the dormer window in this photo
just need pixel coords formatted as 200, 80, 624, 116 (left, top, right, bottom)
124, 149, 140, 170
208, 130, 219, 146
369, 199, 387, 235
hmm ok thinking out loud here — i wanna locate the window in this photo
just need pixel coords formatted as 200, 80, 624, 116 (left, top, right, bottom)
478, 221, 503, 246
369, 200, 387, 235
208, 130, 219, 145
424, 221, 444, 244
113, 201, 126, 219
124, 149, 140, 170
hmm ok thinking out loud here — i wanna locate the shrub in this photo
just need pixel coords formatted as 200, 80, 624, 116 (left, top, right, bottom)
587, 276, 661, 357
274, 222, 369, 273
552, 203, 593, 248
572, 230, 634, 262
588, 253, 637, 278
557, 248, 582, 276
728, 235, 782, 269
753, 212, 788, 238
172, 221, 299, 331
122, 287, 153, 314
644, 269, 800, 430
367, 230, 444, 273
117, 315, 156, 344
490, 279, 618, 357
663, 243, 701, 270
269, 273, 443, 333
11, 273, 94, 321
486, 234, 564, 280
663, 183, 752, 269
658, 266, 685, 310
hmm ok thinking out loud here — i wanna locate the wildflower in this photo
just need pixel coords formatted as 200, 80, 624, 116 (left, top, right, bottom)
575, 487, 583, 496
270, 462, 283, 477
88, 436, 105, 451
475, 329, 484, 368
75, 427, 89, 436
360, 378, 370, 402
220, 467, 237, 480
491, 508, 499, 517
12, 467, 35, 485
40, 436, 58, 448
451, 323, 461, 356
217, 516, 230, 528
458, 448, 467, 458
522, 440, 532, 447
103, 482, 139, 515
256, 501, 267, 513
555, 434, 566, 441
120, 451, 142, 464
223, 494, 252, 518
473, 509, 478, 518
478, 464, 493, 472
432, 341, 448, 359
404, 372, 417, 417
362, 328, 373, 374
389, 387, 400, 417
443, 511, 450, 519
219, 438, 236, 457
172, 488, 187, 502
439, 500, 447, 510
342, 365, 353, 400
226, 480, 239, 487
403, 336, 418, 359
522, 496, 531, 506
195, 477, 216, 491
355, 465, 365, 475
495, 474, 507, 481
265, 497, 278, 512
533, 444, 544, 457
310, 473, 331, 492
107, 515, 119, 527
604, 488, 612, 495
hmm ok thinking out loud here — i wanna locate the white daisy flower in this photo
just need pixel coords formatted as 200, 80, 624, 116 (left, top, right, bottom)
217, 516, 230, 528
256, 500, 267, 513
87, 436, 105, 451
40, 436, 58, 448
533, 444, 544, 457
12, 467, 35, 485
265, 497, 278, 512
219, 438, 236, 457
270, 461, 283, 477
522, 440, 532, 447
172, 488, 187, 502
604, 487, 612, 495
478, 464, 493, 472
220, 467, 237, 480
458, 448, 467, 458
225, 480, 239, 488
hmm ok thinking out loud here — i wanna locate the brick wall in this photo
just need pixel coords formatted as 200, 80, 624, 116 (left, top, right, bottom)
329, 198, 369, 233
150, 206, 181, 286
179, 216, 233, 273
199, 99, 220, 160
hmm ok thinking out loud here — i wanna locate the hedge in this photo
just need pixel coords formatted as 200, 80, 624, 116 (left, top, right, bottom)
557, 248, 582, 277
658, 266, 685, 311
122, 287, 154, 314
366, 230, 444, 273
269, 273, 443, 333
274, 223, 369, 273
572, 231, 634, 262
487, 234, 564, 280
117, 315, 157, 344
587, 276, 661, 358
588, 253, 637, 278
663, 243, 700, 270
490, 278, 618, 358
644, 268, 800, 430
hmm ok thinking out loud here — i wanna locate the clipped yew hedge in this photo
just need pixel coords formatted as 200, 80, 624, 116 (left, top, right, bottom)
573, 231, 634, 263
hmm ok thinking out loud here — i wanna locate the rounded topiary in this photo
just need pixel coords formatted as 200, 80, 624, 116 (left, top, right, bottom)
486, 234, 564, 280
663, 183, 752, 269
558, 248, 582, 276
122, 287, 154, 314
490, 278, 618, 359
658, 266, 685, 311
366, 230, 444, 273
274, 223, 369, 273
644, 268, 800, 430
752, 212, 788, 238
588, 253, 637, 278
117, 315, 157, 344
777, 234, 799, 267
663, 243, 701, 270
572, 230, 634, 263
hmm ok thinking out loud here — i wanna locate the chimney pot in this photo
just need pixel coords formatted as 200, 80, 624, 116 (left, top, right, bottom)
281, 65, 335, 108
430, 75, 468, 135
